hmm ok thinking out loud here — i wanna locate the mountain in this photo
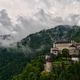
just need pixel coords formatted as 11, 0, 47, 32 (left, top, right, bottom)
0, 25, 80, 80
15, 25, 80, 61
11, 25, 80, 80
18, 25, 72, 51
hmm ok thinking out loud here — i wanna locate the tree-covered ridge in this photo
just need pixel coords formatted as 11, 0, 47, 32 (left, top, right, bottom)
20, 25, 71, 49
0, 48, 27, 80
20, 25, 80, 53
0, 25, 80, 80
11, 54, 80, 80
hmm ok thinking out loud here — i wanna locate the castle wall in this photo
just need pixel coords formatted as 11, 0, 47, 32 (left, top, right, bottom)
51, 42, 80, 55
55, 43, 72, 51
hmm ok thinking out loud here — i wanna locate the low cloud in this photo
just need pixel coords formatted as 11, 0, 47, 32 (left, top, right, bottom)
0, 0, 80, 45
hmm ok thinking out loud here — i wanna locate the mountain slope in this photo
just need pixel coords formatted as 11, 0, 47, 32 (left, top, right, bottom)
17, 25, 80, 57
11, 25, 80, 80
17, 25, 74, 53
20, 25, 71, 48
0, 25, 80, 80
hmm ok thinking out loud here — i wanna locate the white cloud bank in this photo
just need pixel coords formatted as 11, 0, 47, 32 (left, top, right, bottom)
0, 0, 80, 45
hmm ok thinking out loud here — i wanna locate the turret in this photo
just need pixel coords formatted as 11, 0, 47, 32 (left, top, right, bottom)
44, 55, 53, 72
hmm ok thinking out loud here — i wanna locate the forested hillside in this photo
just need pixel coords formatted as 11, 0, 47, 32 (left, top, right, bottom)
12, 56, 80, 80
0, 25, 80, 80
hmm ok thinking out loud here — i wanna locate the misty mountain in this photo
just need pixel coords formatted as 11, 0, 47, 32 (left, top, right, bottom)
17, 25, 80, 55
0, 24, 79, 53
0, 25, 80, 80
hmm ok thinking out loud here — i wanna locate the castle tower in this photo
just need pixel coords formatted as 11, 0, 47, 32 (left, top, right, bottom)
44, 55, 53, 72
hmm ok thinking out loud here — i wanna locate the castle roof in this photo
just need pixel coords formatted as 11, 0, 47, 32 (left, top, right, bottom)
55, 41, 71, 44
52, 47, 59, 51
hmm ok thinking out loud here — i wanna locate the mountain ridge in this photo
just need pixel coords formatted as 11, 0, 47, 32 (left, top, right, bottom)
0, 25, 80, 80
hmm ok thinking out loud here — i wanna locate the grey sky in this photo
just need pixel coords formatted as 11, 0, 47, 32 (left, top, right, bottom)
0, 0, 80, 45
0, 0, 80, 21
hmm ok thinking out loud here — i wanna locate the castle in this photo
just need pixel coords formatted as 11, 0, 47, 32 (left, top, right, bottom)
51, 40, 80, 56
44, 41, 80, 72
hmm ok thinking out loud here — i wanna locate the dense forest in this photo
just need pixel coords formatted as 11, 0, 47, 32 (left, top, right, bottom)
0, 25, 80, 80
12, 55, 80, 80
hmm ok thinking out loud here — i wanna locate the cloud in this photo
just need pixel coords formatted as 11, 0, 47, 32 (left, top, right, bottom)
0, 0, 79, 19
0, 9, 16, 33
0, 0, 80, 45
0, 9, 12, 27
0, 0, 80, 21
0, 9, 18, 45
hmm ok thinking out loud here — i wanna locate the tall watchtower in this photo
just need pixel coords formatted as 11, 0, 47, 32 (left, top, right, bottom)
44, 55, 53, 72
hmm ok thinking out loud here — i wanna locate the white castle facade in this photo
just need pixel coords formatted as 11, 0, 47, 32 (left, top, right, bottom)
51, 41, 80, 56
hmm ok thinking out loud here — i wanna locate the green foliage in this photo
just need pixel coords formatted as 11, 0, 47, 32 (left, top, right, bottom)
12, 57, 80, 80
62, 48, 70, 57
12, 57, 43, 80
40, 71, 52, 80
0, 48, 27, 80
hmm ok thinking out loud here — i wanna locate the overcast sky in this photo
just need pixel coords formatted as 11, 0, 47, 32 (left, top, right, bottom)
0, 0, 80, 45
0, 0, 80, 20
